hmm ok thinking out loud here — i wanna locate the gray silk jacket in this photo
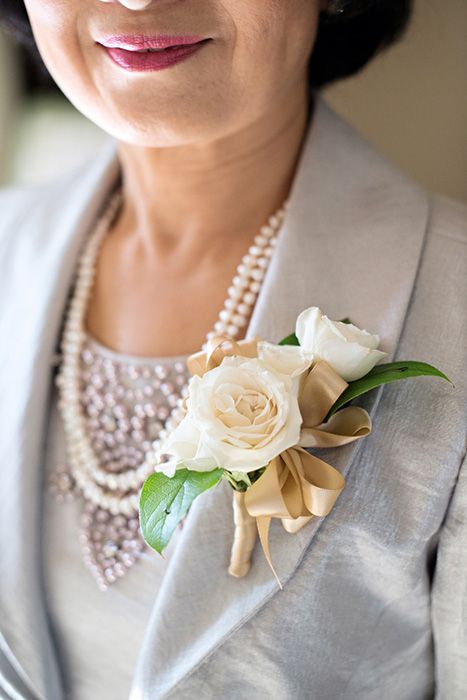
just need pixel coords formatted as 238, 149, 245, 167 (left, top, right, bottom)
0, 98, 466, 700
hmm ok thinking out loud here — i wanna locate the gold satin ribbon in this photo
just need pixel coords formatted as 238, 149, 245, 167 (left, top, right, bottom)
244, 446, 345, 587
242, 359, 371, 586
186, 334, 372, 586
187, 334, 260, 376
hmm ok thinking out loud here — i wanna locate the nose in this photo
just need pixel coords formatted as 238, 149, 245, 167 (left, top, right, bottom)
98, 0, 154, 9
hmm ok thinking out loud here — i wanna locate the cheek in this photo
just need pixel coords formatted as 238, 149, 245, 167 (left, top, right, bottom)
227, 0, 320, 95
23, 0, 98, 112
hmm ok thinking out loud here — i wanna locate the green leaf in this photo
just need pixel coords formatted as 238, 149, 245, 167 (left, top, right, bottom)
278, 332, 299, 346
325, 361, 453, 421
223, 466, 267, 491
139, 468, 223, 554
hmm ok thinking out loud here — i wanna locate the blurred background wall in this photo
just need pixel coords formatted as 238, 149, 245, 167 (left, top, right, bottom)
324, 0, 467, 203
0, 0, 466, 202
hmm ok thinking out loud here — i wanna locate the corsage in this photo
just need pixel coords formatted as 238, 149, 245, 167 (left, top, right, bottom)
139, 306, 451, 587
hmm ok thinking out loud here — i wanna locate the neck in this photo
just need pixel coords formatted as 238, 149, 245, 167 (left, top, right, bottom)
114, 82, 313, 258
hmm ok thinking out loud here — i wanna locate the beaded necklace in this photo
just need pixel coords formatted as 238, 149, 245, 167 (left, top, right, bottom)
49, 186, 288, 589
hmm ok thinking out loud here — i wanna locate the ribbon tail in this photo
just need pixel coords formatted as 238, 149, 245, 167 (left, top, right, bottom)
256, 515, 283, 590
281, 514, 314, 534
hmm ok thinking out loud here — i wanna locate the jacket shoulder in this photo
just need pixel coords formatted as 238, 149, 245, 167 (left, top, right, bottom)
0, 166, 84, 253
427, 192, 467, 244
418, 192, 467, 294
0, 163, 88, 210
0, 181, 45, 229
401, 190, 467, 408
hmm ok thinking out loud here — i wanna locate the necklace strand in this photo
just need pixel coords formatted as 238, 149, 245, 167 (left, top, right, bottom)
55, 187, 289, 517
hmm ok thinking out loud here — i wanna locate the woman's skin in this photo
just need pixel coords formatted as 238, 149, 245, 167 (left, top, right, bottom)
23, 0, 326, 356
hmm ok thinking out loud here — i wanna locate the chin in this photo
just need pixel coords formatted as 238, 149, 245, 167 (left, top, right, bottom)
83, 99, 235, 148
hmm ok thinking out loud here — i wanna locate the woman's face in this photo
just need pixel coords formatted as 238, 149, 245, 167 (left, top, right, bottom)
23, 0, 323, 147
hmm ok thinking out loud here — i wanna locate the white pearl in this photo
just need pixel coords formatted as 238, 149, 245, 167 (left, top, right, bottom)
231, 276, 249, 289
75, 289, 88, 302
227, 286, 243, 300
249, 246, 263, 258
251, 268, 265, 282
219, 309, 232, 322
55, 186, 287, 521
243, 291, 256, 305
63, 342, 79, 355
242, 254, 257, 267
235, 265, 252, 279
232, 314, 247, 328
107, 476, 118, 490
224, 298, 236, 311
249, 281, 261, 294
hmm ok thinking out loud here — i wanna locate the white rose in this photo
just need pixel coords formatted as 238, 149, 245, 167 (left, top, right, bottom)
257, 339, 313, 377
296, 306, 387, 381
158, 353, 305, 475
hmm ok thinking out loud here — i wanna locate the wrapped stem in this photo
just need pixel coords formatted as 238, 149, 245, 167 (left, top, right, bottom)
228, 490, 258, 577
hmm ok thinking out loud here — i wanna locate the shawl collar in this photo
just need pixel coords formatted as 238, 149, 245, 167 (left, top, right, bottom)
0, 98, 429, 700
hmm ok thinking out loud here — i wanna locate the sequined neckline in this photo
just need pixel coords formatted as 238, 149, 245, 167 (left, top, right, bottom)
85, 331, 191, 365
50, 331, 193, 590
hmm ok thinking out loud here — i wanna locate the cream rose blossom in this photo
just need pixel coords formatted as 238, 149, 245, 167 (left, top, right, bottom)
157, 349, 311, 476
257, 339, 313, 377
296, 306, 387, 381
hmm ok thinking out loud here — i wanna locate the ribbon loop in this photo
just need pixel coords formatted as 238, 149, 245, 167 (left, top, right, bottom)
187, 334, 260, 377
240, 446, 346, 586
244, 446, 345, 523
298, 359, 348, 427
299, 405, 372, 448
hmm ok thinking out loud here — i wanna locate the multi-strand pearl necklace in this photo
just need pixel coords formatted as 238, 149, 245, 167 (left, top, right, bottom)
55, 186, 289, 520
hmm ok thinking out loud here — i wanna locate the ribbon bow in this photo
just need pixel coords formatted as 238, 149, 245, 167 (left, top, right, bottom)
186, 335, 371, 587
187, 334, 260, 375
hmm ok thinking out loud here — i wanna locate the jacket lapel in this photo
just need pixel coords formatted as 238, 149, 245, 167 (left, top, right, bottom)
0, 97, 429, 700
0, 139, 120, 700
129, 99, 429, 698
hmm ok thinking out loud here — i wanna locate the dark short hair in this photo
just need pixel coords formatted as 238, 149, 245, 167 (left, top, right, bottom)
0, 0, 412, 89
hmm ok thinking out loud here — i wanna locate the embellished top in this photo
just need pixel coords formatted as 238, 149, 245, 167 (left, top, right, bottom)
42, 331, 191, 699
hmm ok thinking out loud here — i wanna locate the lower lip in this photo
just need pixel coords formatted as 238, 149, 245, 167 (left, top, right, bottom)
101, 40, 211, 72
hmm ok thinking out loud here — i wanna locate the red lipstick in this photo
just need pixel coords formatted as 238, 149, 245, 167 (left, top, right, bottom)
98, 35, 212, 72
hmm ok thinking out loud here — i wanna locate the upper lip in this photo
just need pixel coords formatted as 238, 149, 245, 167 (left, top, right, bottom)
98, 35, 208, 50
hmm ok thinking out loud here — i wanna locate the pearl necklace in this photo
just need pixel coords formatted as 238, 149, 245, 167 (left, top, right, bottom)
56, 186, 288, 518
